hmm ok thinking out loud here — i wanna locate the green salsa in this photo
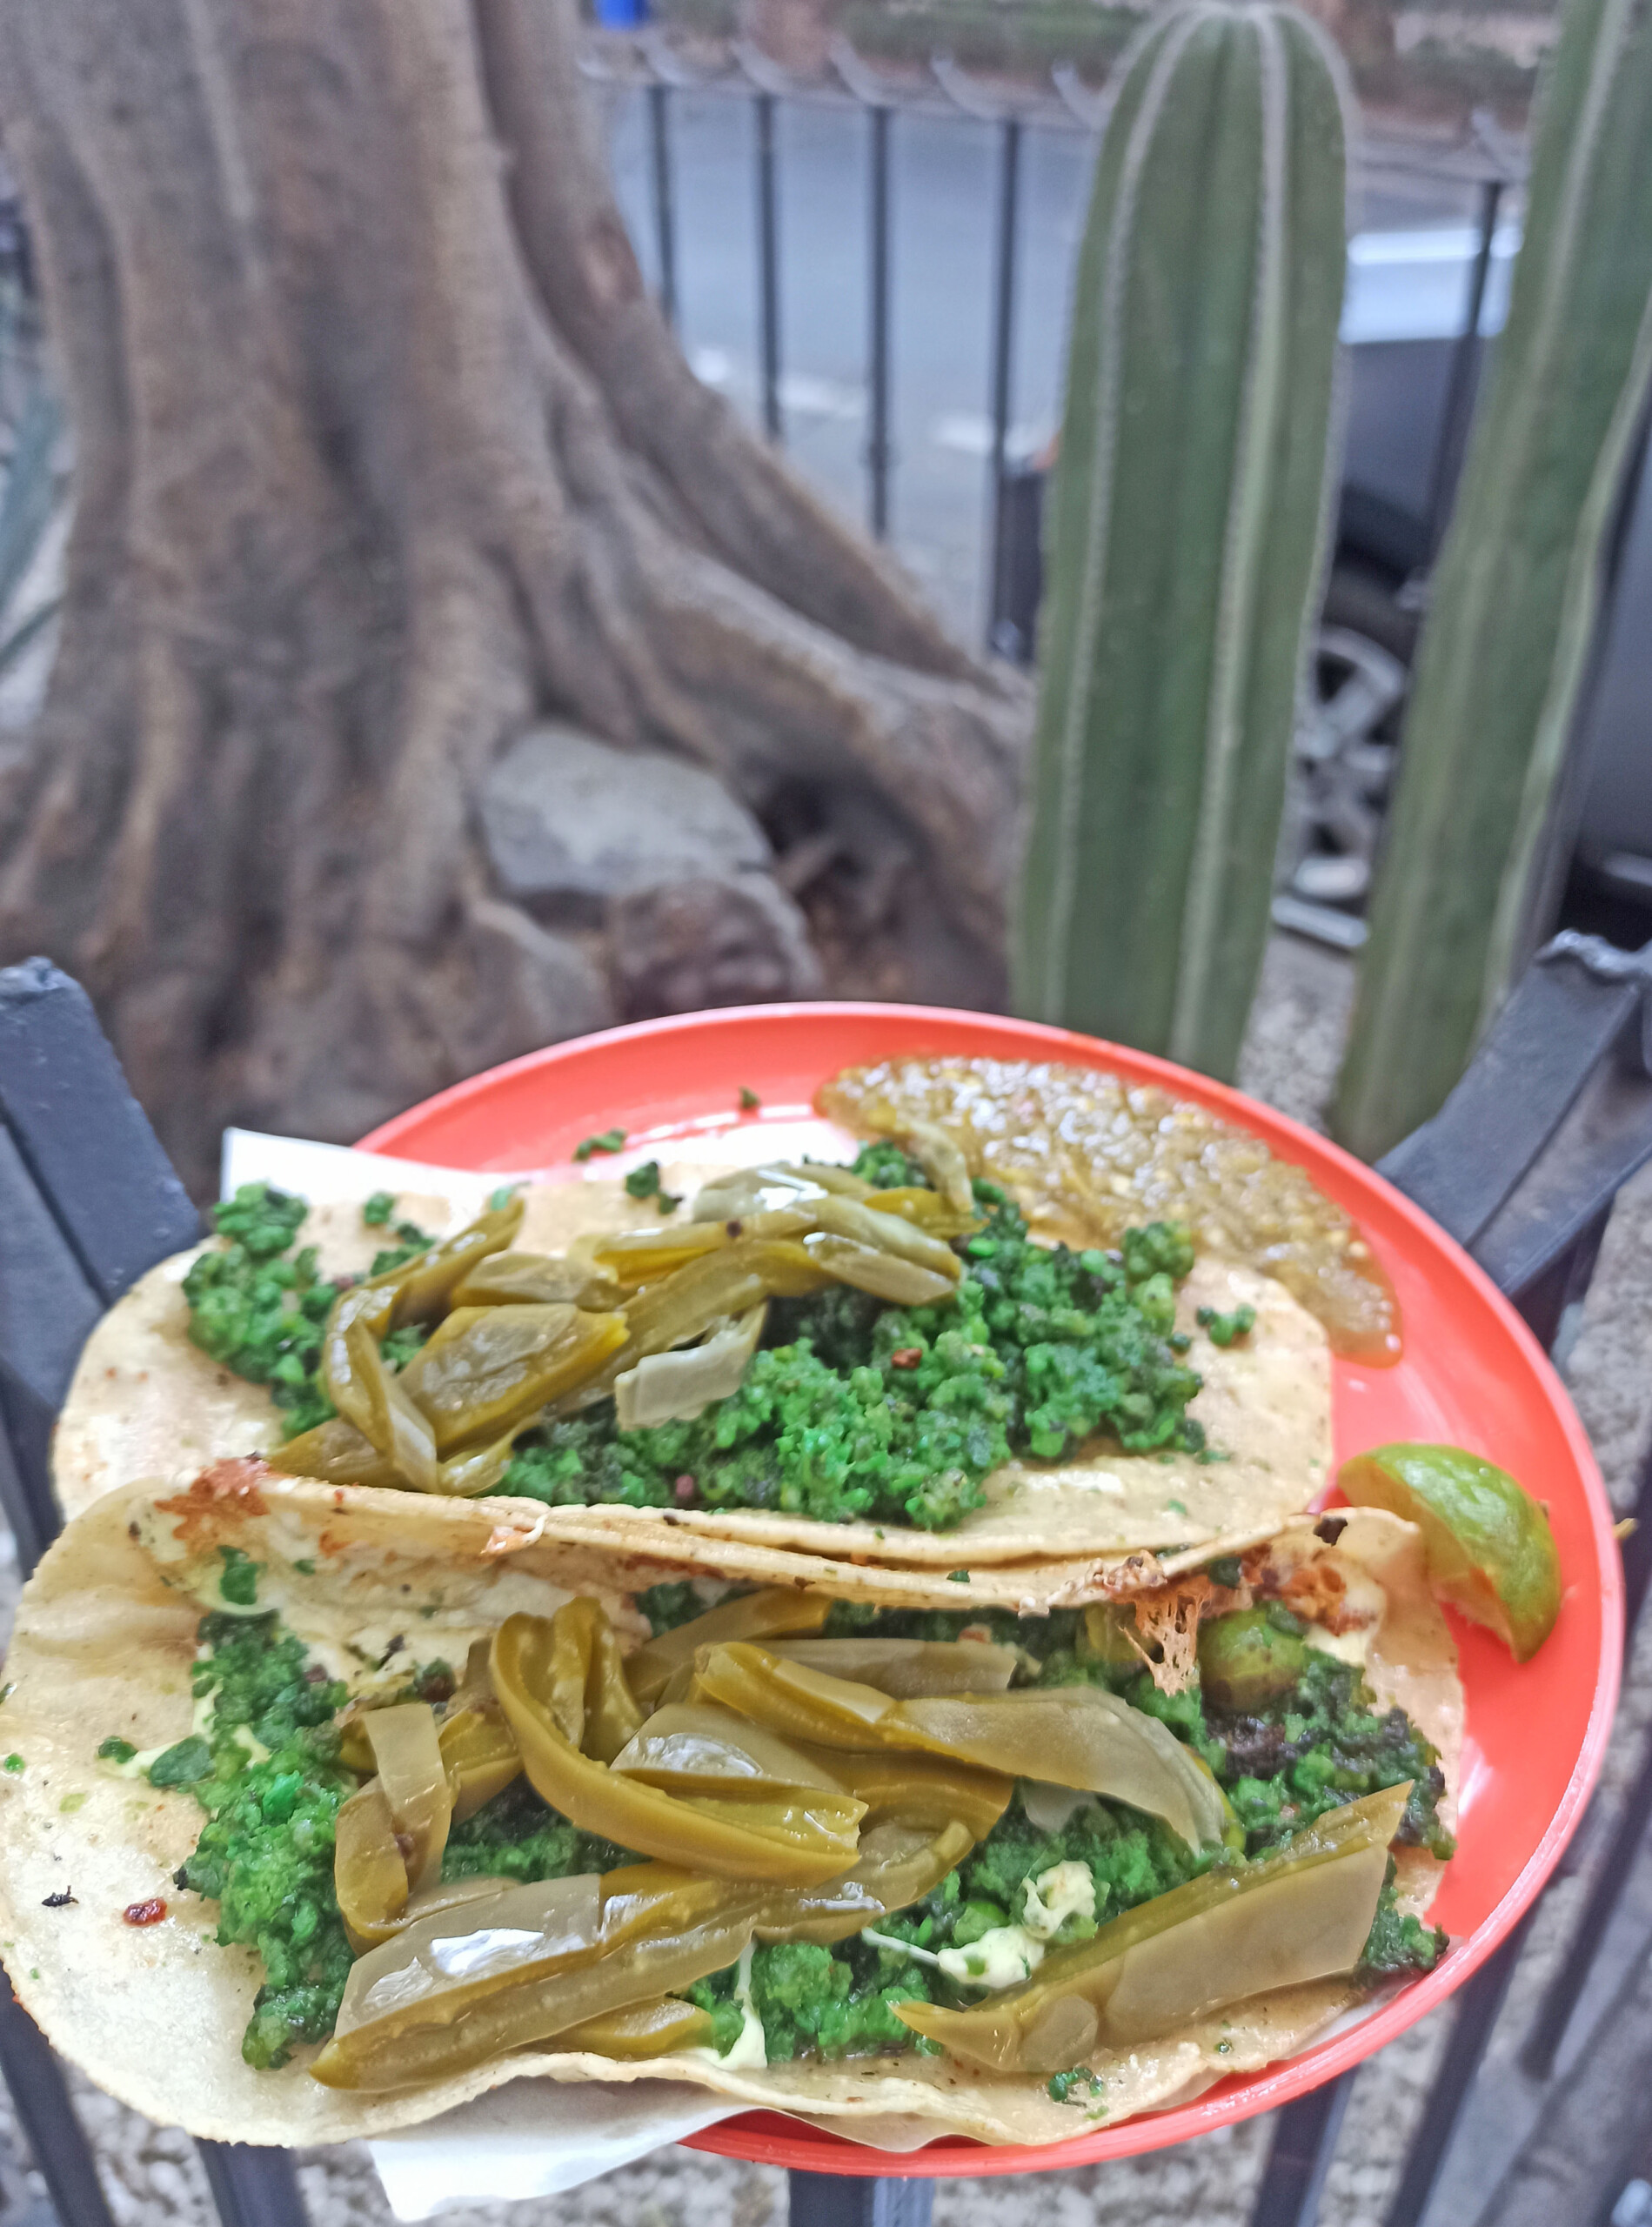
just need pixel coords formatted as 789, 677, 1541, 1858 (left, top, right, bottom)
183, 1160, 1207, 1533
503, 1163, 1205, 1530
182, 1187, 338, 1438
158, 1592, 1448, 2074
168, 1610, 356, 2070
181, 1186, 432, 1442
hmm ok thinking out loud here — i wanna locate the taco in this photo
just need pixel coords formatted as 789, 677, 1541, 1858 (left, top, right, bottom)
0, 1461, 1459, 2148
54, 1111, 1334, 1606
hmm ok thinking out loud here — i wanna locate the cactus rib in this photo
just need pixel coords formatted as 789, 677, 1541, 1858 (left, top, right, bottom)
1014, 0, 1351, 1082
1173, 7, 1291, 1066
1040, 8, 1201, 1021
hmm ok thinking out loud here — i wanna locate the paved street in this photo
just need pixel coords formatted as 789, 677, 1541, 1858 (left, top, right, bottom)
598, 78, 1498, 640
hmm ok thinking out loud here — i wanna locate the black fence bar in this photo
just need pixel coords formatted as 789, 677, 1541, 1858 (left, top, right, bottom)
867, 99, 893, 538
987, 113, 1023, 650
790, 2170, 934, 2227
1619, 1439, 1652, 1639
648, 81, 678, 331
0, 1970, 118, 2227
1252, 2073, 1356, 2227
1381, 1916, 1534, 2227
195, 2144, 309, 2227
1519, 1714, 1652, 2083
1519, 1429, 1652, 2081
1423, 174, 1503, 562
755, 90, 783, 441
593, 47, 1516, 606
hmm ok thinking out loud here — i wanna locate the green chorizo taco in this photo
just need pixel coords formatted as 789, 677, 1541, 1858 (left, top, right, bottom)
53, 1057, 1358, 1608
0, 1461, 1459, 2148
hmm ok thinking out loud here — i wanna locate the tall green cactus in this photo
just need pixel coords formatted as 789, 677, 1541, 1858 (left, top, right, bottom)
1013, 0, 1350, 1080
1334, 0, 1652, 1162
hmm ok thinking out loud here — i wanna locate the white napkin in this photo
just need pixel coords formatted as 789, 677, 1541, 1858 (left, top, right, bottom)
219, 1117, 848, 1211
367, 2081, 746, 2219
367, 2078, 951, 2218
219, 1127, 523, 1214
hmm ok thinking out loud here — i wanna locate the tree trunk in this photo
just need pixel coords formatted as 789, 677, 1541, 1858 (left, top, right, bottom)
0, 0, 1026, 1188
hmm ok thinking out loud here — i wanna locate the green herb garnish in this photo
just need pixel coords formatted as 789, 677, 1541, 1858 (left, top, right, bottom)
623, 1160, 683, 1214
147, 1736, 212, 1788
183, 1185, 336, 1438
574, 1129, 627, 1162
369, 1220, 437, 1278
217, 1546, 260, 1608
1197, 1302, 1257, 1348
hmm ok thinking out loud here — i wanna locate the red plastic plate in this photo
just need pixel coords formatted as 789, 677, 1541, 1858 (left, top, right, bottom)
361, 1003, 1620, 2177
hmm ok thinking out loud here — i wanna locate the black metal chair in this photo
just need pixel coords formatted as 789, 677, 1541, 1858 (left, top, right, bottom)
1250, 928, 1652, 2227
0, 961, 307, 2227
3, 940, 1651, 2227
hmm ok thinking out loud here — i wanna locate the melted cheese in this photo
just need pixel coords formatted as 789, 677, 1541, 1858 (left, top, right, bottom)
105, 1679, 219, 1779
936, 1861, 1099, 1991
718, 1940, 768, 2070
939, 1924, 1045, 1990
1304, 1623, 1373, 1667
1022, 1860, 1096, 1939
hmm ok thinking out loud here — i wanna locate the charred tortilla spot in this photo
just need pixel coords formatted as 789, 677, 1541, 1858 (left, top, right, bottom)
155, 1461, 271, 1552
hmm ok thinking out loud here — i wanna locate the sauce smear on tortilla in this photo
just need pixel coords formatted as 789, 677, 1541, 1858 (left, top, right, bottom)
820, 1058, 1400, 1365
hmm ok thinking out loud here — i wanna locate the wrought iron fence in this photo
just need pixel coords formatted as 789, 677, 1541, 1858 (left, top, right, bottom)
582, 32, 1523, 664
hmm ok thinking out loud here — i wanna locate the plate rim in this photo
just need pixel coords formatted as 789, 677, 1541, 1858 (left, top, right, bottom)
361, 999, 1622, 2177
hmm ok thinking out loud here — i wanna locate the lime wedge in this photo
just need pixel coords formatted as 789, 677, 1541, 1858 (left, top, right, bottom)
1337, 1442, 1562, 1663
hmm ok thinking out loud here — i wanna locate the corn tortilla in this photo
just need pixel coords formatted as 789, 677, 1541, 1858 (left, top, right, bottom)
0, 1468, 1455, 2148
53, 1175, 1328, 1607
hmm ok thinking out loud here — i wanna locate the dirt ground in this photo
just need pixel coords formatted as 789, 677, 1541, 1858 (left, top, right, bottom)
3, 932, 1648, 2227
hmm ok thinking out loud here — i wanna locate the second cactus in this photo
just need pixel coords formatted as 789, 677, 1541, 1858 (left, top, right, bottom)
1334, 0, 1652, 1161
1014, 0, 1351, 1080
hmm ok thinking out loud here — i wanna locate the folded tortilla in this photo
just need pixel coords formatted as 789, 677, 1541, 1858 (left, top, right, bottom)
51, 1179, 689, 1526
52, 1169, 1330, 1605
0, 1465, 1457, 2148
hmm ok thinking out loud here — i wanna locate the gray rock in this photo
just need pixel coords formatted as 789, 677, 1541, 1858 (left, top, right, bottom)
609, 873, 824, 1019
455, 899, 613, 1060
482, 726, 772, 908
